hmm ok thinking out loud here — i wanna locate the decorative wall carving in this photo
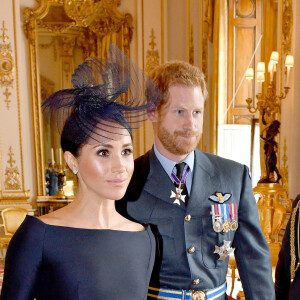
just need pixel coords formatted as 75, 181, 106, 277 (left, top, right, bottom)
0, 21, 14, 110
4, 147, 21, 190
145, 29, 159, 75
280, 137, 289, 196
282, 0, 293, 55
64, 0, 94, 27
24, 0, 133, 57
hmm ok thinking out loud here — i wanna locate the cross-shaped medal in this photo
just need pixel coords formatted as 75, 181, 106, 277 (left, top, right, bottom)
170, 182, 186, 206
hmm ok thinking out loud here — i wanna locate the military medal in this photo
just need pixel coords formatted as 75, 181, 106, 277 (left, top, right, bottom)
228, 203, 238, 231
222, 204, 231, 232
170, 185, 186, 206
213, 217, 223, 233
211, 204, 223, 233
211, 203, 238, 233
231, 220, 238, 231
209, 192, 231, 203
214, 240, 235, 260
170, 166, 190, 206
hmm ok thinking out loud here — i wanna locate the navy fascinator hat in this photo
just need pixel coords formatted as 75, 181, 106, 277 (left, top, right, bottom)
42, 43, 159, 149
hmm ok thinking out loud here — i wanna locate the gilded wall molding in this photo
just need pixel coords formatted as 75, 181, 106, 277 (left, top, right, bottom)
24, 0, 133, 55
3, 88, 11, 109
0, 21, 14, 110
145, 28, 159, 75
282, 0, 293, 55
280, 137, 289, 197
4, 147, 21, 190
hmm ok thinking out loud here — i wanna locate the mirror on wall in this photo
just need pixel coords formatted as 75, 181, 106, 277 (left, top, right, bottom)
24, 0, 133, 197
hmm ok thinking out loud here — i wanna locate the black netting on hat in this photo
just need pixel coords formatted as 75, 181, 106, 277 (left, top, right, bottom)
42, 43, 159, 146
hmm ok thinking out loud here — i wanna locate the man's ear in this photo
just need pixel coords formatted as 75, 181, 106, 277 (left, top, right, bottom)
64, 151, 78, 172
147, 109, 158, 123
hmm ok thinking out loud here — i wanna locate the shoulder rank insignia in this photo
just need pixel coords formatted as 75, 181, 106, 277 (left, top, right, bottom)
209, 192, 231, 203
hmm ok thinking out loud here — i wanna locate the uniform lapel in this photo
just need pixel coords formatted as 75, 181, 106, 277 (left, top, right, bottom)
143, 149, 187, 210
188, 150, 220, 210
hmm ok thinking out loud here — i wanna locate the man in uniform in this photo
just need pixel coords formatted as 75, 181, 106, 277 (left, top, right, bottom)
117, 61, 275, 300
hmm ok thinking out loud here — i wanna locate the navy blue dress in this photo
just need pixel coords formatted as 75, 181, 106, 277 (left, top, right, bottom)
1, 216, 155, 300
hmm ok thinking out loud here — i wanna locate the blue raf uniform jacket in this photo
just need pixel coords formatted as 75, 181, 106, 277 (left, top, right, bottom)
117, 148, 275, 300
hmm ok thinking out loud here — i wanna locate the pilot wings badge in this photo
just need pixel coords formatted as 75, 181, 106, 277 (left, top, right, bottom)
209, 192, 231, 203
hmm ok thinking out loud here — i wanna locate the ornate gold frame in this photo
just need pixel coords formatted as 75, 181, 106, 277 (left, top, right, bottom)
23, 0, 133, 196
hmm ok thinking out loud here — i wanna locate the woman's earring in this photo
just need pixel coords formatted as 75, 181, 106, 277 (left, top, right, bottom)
73, 169, 78, 175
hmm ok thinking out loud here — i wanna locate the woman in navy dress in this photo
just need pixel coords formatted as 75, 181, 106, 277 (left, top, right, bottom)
1, 45, 157, 300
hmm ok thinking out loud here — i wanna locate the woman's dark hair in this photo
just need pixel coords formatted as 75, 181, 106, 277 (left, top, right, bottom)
61, 107, 132, 157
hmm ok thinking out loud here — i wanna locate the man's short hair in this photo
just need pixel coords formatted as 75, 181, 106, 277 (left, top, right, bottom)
146, 61, 208, 111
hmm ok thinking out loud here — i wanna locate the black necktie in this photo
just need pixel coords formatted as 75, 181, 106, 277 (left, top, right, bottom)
174, 162, 189, 205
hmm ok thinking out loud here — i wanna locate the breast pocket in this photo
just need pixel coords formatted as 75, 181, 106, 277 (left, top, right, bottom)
201, 216, 233, 269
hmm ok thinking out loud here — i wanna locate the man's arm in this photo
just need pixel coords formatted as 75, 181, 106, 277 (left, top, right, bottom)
233, 166, 275, 300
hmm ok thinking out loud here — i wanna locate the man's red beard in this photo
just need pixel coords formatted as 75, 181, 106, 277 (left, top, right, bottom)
157, 124, 201, 155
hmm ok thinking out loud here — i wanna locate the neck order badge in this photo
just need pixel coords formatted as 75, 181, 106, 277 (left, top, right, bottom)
170, 163, 190, 206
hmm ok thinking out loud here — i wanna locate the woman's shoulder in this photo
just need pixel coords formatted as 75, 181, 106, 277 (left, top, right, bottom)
6, 216, 46, 258
15, 215, 46, 234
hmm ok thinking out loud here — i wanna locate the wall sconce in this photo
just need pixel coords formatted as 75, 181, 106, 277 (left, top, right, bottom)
245, 51, 293, 124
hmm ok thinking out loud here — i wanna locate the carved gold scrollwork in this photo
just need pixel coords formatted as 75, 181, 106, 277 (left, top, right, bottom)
145, 29, 160, 75
282, 0, 293, 55
0, 21, 14, 87
4, 147, 21, 190
3, 88, 11, 109
0, 21, 14, 110
64, 0, 95, 27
